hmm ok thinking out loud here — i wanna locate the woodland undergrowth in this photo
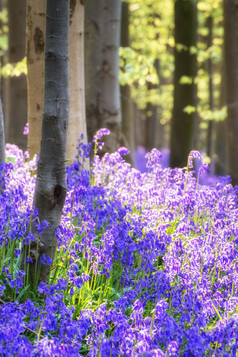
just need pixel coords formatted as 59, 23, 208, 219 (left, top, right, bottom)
0, 130, 238, 356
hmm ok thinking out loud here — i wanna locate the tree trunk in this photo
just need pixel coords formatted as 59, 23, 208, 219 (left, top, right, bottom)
170, 0, 197, 168
0, 97, 5, 165
144, 83, 158, 152
144, 60, 164, 152
85, 0, 104, 144
68, 0, 88, 162
206, 16, 214, 162
120, 1, 135, 162
215, 45, 227, 176
223, 0, 238, 185
85, 0, 122, 155
5, 0, 27, 150
0, 0, 6, 116
26, 0, 69, 285
28, 0, 87, 163
27, 0, 46, 158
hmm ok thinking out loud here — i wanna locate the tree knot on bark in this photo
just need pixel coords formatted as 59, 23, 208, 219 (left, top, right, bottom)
70, 0, 76, 23
46, 51, 57, 59
34, 27, 44, 55
102, 60, 110, 73
53, 184, 65, 207
29, 240, 44, 263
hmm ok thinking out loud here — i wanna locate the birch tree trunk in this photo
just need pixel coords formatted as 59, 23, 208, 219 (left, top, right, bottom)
26, 0, 69, 285
6, 0, 27, 150
27, 0, 46, 158
27, 0, 87, 163
68, 0, 87, 162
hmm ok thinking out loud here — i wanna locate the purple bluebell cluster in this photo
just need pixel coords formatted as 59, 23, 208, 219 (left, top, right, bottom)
0, 136, 238, 356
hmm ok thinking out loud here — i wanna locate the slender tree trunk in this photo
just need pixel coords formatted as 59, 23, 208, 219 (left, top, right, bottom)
100, 0, 122, 154
0, 0, 6, 116
85, 0, 122, 155
223, 0, 238, 185
27, 0, 46, 158
85, 0, 104, 144
145, 81, 158, 151
0, 97, 5, 165
68, 0, 87, 162
215, 46, 227, 176
170, 0, 197, 168
206, 16, 214, 162
144, 59, 164, 152
5, 0, 27, 150
120, 1, 135, 162
26, 0, 69, 285
27, 0, 86, 163
155, 60, 167, 150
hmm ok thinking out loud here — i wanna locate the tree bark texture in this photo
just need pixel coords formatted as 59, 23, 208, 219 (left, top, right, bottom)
85, 0, 122, 155
0, 97, 5, 165
27, 0, 46, 158
206, 16, 214, 161
223, 0, 238, 185
120, 1, 135, 160
68, 0, 88, 162
27, 0, 87, 163
170, 0, 197, 168
28, 0, 69, 284
5, 0, 27, 150
0, 0, 6, 116
215, 46, 227, 176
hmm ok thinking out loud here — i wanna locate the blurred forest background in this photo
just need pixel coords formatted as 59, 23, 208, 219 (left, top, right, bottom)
0, 0, 238, 183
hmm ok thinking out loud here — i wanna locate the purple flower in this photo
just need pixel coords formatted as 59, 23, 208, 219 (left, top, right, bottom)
23, 123, 29, 135
93, 128, 110, 142
166, 341, 179, 355
188, 150, 202, 168
154, 299, 169, 319
0, 285, 5, 296
145, 148, 162, 168
40, 253, 52, 265
117, 147, 130, 156
198, 162, 210, 176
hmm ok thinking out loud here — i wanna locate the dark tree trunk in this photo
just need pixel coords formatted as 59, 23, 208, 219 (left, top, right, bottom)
170, 0, 197, 168
25, 0, 69, 285
215, 119, 227, 175
223, 0, 238, 185
85, 0, 122, 155
6, 0, 27, 150
0, 97, 5, 165
206, 16, 214, 161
